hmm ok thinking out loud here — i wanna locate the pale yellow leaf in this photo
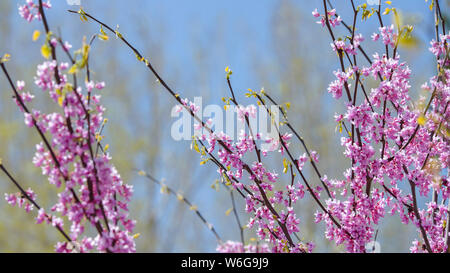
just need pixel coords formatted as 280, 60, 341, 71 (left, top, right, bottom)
41, 44, 51, 59
32, 30, 41, 41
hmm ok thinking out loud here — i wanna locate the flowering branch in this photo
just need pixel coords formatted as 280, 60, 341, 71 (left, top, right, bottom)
0, 0, 137, 252
0, 161, 73, 245
68, 8, 314, 252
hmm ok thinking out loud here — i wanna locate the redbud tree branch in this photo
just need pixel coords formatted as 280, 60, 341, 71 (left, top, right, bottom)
0, 162, 73, 244
67, 8, 302, 249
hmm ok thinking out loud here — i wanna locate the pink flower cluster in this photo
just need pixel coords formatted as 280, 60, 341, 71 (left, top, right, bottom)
18, 0, 51, 22
5, 189, 36, 213
236, 105, 257, 122
192, 111, 314, 252
175, 98, 200, 114
5, 1, 136, 253
315, 6, 449, 252
313, 8, 342, 27
331, 34, 364, 56
216, 240, 271, 253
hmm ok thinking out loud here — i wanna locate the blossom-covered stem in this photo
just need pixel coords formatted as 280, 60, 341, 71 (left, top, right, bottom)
0, 164, 72, 243
321, 0, 448, 252
1, 56, 109, 245
79, 156, 111, 232
404, 166, 432, 252
375, 5, 389, 59
1, 166, 40, 211
255, 94, 353, 240
57, 37, 75, 63
195, 151, 287, 243
325, 0, 406, 210
0, 63, 61, 175
38, 0, 75, 135
351, 72, 360, 194
254, 179, 296, 247
280, 122, 355, 240
262, 92, 332, 198
69, 186, 107, 242
85, 35, 101, 160
95, 122, 107, 157
197, 147, 255, 201
83, 38, 112, 233
420, 101, 449, 170
196, 152, 299, 249
325, 0, 387, 89
396, 55, 448, 154
399, 6, 448, 154
198, 136, 301, 248
287, 165, 295, 209
3, 61, 66, 193
195, 138, 260, 202
226, 78, 261, 162
139, 171, 222, 243
325, 3, 384, 111
55, 32, 82, 120
382, 184, 413, 210
322, 0, 352, 102
380, 14, 403, 162
322, 0, 336, 41
326, 0, 373, 64
55, 32, 112, 233
357, 82, 375, 111
7, 1, 137, 252
52, 40, 108, 227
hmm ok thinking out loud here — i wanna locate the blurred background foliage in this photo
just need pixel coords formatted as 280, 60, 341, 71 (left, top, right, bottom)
0, 0, 448, 252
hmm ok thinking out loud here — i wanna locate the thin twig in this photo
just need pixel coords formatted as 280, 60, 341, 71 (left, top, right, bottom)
138, 170, 222, 243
